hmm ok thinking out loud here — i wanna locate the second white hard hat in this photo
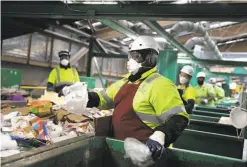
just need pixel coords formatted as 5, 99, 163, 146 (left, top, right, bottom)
216, 82, 222, 87
129, 36, 159, 54
210, 78, 217, 84
181, 65, 194, 76
197, 72, 206, 78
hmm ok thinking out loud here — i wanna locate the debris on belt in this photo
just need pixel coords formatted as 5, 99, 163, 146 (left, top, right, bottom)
0, 98, 113, 157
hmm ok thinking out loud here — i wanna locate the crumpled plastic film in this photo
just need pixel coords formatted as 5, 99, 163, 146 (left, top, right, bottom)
124, 138, 154, 167
63, 82, 88, 115
0, 132, 18, 151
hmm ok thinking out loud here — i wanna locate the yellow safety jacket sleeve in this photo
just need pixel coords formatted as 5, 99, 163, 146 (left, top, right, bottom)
183, 87, 196, 102
215, 87, 225, 99
149, 77, 189, 121
207, 84, 216, 98
96, 78, 128, 110
47, 68, 57, 84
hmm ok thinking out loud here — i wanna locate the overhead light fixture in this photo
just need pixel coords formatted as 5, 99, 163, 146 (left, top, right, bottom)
152, 32, 157, 35
154, 37, 167, 42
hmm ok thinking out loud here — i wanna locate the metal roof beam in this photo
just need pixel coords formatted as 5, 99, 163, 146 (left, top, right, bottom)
178, 57, 247, 66
2, 2, 247, 21
100, 20, 138, 39
5, 18, 89, 47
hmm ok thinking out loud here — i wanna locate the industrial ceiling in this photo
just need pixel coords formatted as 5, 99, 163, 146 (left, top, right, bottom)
2, 1, 247, 76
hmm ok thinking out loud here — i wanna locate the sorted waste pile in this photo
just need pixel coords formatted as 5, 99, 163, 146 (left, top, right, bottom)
0, 90, 113, 158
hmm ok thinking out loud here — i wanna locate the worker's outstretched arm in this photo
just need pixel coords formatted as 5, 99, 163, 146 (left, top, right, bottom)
147, 78, 189, 160
87, 78, 128, 109
154, 115, 188, 147
87, 92, 100, 108
47, 82, 55, 92
184, 99, 195, 114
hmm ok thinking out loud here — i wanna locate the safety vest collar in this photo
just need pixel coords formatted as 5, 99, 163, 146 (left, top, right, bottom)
123, 67, 158, 79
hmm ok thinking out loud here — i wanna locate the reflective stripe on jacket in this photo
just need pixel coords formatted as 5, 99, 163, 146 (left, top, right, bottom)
47, 66, 80, 86
97, 67, 189, 129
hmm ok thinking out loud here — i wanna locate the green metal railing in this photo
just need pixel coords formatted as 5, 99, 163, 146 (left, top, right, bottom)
174, 129, 244, 159
2, 136, 246, 167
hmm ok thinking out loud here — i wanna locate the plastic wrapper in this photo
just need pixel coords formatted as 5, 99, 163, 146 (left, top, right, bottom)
28, 100, 52, 117
30, 117, 51, 141
46, 121, 63, 138
64, 121, 94, 134
124, 138, 154, 167
63, 82, 88, 115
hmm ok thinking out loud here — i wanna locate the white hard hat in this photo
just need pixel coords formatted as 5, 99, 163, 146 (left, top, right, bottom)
129, 36, 159, 54
196, 72, 206, 78
181, 65, 194, 76
210, 78, 217, 84
216, 82, 222, 87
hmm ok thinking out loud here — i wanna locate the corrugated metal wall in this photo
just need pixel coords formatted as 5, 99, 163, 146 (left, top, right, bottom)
2, 29, 127, 80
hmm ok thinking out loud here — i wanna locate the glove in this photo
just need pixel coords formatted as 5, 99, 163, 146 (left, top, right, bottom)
201, 99, 208, 105
214, 97, 218, 101
146, 131, 165, 161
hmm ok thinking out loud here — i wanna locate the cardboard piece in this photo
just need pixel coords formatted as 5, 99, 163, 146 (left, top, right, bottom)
39, 91, 64, 105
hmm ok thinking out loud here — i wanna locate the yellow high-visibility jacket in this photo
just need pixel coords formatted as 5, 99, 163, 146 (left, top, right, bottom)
96, 67, 189, 129
195, 83, 216, 106
47, 66, 80, 87
214, 86, 225, 103
177, 85, 196, 103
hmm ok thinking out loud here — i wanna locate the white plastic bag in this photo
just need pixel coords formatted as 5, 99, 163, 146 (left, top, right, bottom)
63, 82, 88, 115
124, 138, 154, 167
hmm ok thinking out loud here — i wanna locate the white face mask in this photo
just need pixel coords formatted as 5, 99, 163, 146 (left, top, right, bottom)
179, 76, 188, 84
61, 59, 69, 66
127, 58, 142, 75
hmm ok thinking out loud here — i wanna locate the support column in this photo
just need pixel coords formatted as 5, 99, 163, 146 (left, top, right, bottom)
190, 66, 202, 87
158, 49, 178, 83
86, 39, 94, 77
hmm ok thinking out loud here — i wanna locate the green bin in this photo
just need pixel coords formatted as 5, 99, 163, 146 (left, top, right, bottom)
80, 76, 96, 89
188, 119, 238, 136
195, 106, 230, 114
174, 129, 244, 159
193, 110, 229, 117
2, 136, 246, 167
1, 68, 22, 88
190, 114, 220, 122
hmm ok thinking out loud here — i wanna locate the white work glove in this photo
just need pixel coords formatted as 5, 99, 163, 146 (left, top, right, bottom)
146, 131, 165, 161
63, 82, 88, 115
201, 99, 208, 105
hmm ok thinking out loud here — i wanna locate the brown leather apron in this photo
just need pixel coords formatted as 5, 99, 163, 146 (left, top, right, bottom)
112, 81, 154, 142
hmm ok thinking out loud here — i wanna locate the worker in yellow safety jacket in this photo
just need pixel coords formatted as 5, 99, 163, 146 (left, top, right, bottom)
195, 72, 216, 106
215, 82, 225, 103
177, 65, 196, 114
47, 50, 80, 93
63, 36, 189, 161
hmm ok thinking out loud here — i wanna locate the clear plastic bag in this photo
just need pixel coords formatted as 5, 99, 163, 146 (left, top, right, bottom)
124, 138, 154, 167
63, 82, 88, 115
